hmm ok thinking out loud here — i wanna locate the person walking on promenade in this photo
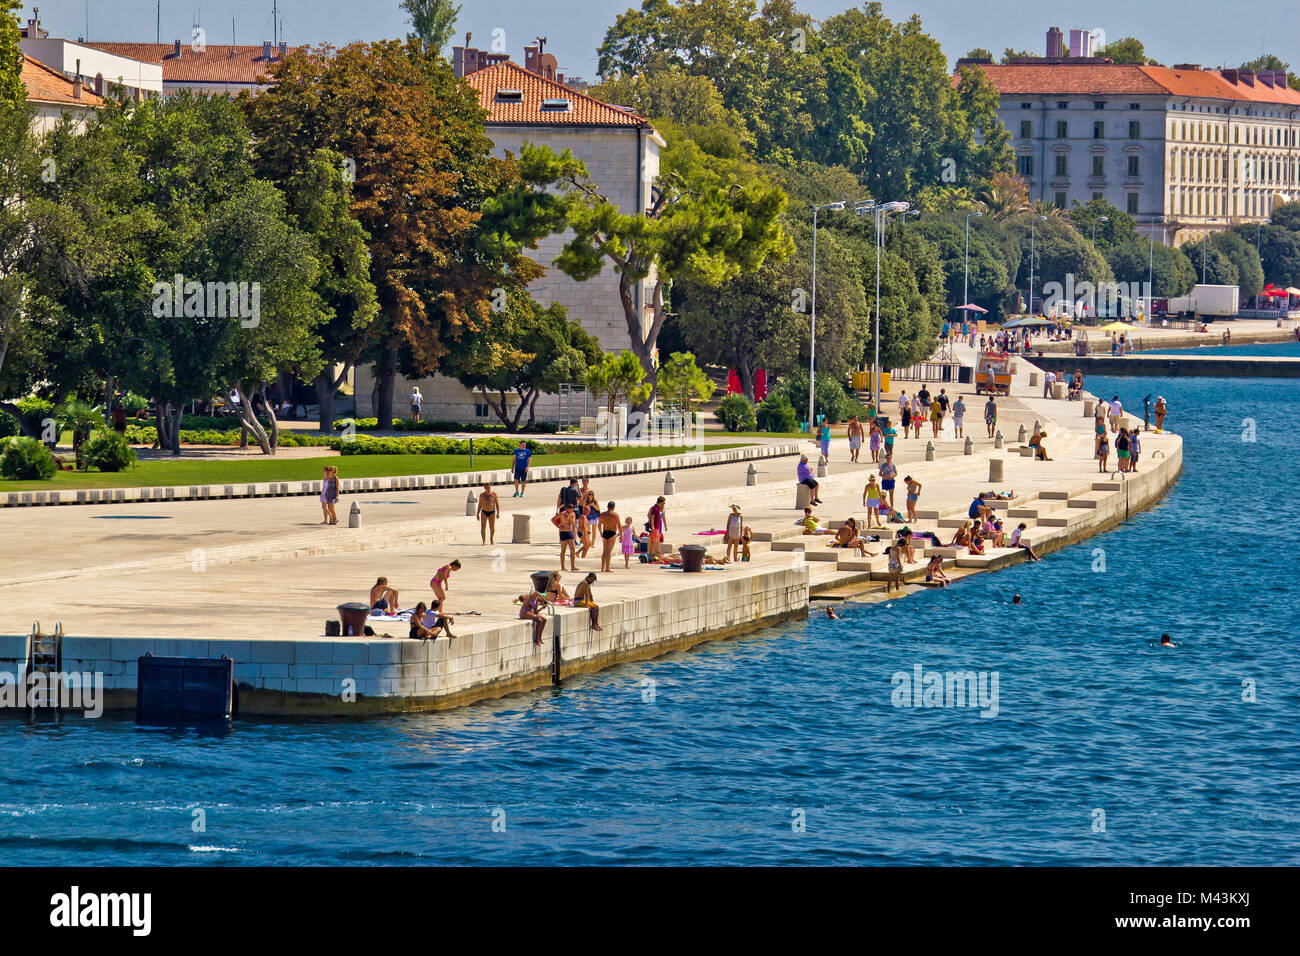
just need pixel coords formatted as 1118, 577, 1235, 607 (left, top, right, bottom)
320, 465, 340, 525
519, 588, 548, 646
648, 496, 668, 558
863, 475, 884, 529
477, 483, 499, 545
952, 395, 966, 438
929, 396, 943, 437
1128, 428, 1141, 471
1154, 395, 1167, 433
573, 573, 602, 631
818, 420, 832, 461
512, 440, 532, 497
904, 475, 922, 522
410, 386, 423, 422
984, 397, 997, 438
1109, 395, 1124, 433
797, 456, 822, 505
620, 516, 636, 568
901, 397, 912, 437
879, 453, 898, 510
898, 390, 909, 421
881, 420, 897, 458
724, 504, 744, 564
597, 503, 621, 572
1097, 431, 1110, 473
847, 417, 865, 463
868, 420, 882, 463
430, 559, 461, 610
1115, 428, 1130, 472
553, 504, 579, 570
557, 478, 581, 513
911, 394, 924, 438
1043, 368, 1056, 399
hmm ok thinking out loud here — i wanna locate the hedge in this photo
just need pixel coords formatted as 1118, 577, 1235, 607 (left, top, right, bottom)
333, 417, 560, 435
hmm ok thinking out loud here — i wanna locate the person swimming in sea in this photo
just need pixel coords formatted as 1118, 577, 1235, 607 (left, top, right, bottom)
1160, 633, 1174, 647
1011, 593, 1022, 605
825, 606, 840, 619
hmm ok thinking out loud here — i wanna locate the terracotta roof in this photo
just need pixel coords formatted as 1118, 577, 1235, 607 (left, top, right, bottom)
462, 61, 653, 128
969, 62, 1300, 108
82, 42, 292, 86
20, 54, 102, 107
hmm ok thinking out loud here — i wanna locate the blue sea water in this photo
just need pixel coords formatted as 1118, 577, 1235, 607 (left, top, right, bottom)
2, 369, 1299, 866
1146, 340, 1300, 357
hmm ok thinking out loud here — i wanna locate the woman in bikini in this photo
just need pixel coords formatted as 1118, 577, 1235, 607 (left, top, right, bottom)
430, 559, 461, 610
583, 498, 601, 558
518, 589, 548, 646
575, 507, 591, 559
476, 483, 499, 546
949, 522, 971, 549
320, 465, 339, 525
546, 571, 571, 605
904, 475, 922, 522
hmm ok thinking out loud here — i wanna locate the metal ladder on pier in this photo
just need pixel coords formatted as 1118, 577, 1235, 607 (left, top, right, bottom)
26, 621, 64, 712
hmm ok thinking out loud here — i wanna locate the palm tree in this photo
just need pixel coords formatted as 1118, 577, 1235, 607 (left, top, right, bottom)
978, 172, 1029, 221
54, 400, 106, 453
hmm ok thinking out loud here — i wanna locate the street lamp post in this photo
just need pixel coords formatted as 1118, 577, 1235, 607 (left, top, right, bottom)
1202, 233, 1208, 283
1029, 215, 1048, 316
964, 211, 983, 310
809, 201, 846, 432
871, 201, 910, 410
1147, 218, 1157, 324
1091, 215, 1109, 248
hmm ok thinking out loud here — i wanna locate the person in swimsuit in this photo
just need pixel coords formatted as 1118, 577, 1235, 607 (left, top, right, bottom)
575, 507, 591, 559
620, 516, 636, 568
868, 421, 882, 463
1097, 433, 1110, 473
724, 504, 744, 563
369, 576, 399, 615
949, 522, 971, 548
862, 476, 884, 529
1154, 395, 1167, 432
320, 465, 339, 525
409, 600, 456, 640
409, 601, 434, 640
846, 417, 864, 463
831, 518, 876, 557
546, 570, 571, 605
519, 589, 548, 646
476, 483, 499, 545
582, 499, 601, 558
552, 504, 578, 570
904, 475, 922, 522
430, 559, 461, 610
573, 573, 602, 630
597, 502, 621, 572
925, 555, 950, 586
886, 546, 903, 594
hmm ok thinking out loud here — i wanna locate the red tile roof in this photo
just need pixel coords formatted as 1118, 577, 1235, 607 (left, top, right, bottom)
82, 43, 291, 86
966, 62, 1300, 107
21, 54, 102, 107
463, 61, 653, 128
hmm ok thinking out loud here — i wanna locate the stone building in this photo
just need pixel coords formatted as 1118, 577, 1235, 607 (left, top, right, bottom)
355, 58, 663, 424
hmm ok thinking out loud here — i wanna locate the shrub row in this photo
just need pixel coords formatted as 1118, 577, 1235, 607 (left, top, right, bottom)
333, 417, 560, 434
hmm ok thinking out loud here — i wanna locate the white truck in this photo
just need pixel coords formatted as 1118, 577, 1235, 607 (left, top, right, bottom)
1165, 284, 1239, 318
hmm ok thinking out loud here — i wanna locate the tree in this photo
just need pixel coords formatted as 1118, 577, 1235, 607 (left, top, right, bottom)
589, 65, 753, 147
1016, 216, 1112, 307
584, 351, 651, 416
1067, 198, 1138, 250
979, 172, 1029, 221
656, 351, 715, 419
913, 217, 1009, 314
1230, 222, 1300, 287
443, 287, 600, 430
1104, 240, 1196, 298
545, 125, 789, 406
0, 89, 42, 419
400, 0, 461, 54
1208, 230, 1264, 296
0, 1, 23, 111
1270, 200, 1300, 233
1100, 37, 1153, 65
964, 48, 994, 61
1000, 49, 1035, 63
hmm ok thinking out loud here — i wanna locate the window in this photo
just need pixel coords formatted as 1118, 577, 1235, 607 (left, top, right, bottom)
1056, 120, 1068, 138
1054, 191, 1067, 209
1019, 120, 1032, 138
1094, 101, 1106, 109
1129, 102, 1140, 110
1017, 155, 1034, 176
1129, 120, 1141, 139
1057, 101, 1069, 109
1021, 102, 1032, 109
1092, 155, 1105, 177
1093, 121, 1105, 139
1091, 192, 1103, 201
1054, 155, 1067, 176
1128, 155, 1140, 177
474, 403, 490, 418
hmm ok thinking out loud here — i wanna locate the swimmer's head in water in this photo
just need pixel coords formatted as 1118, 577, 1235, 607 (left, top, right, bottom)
1161, 633, 1173, 646
1012, 594, 1022, 604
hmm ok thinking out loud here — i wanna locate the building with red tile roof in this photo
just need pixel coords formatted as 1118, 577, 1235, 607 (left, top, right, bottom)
21, 54, 102, 132
83, 40, 294, 96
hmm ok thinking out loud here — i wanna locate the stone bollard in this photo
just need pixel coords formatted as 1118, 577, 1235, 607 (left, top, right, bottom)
964, 436, 973, 455
817, 455, 828, 477
795, 483, 813, 510
663, 470, 676, 495
465, 491, 476, 516
989, 458, 1004, 482
512, 513, 531, 544
746, 463, 758, 486
925, 441, 935, 461
1083, 399, 1095, 418
994, 430, 1004, 449
1033, 420, 1042, 434
348, 501, 361, 528
1028, 371, 1039, 387
1017, 424, 1027, 444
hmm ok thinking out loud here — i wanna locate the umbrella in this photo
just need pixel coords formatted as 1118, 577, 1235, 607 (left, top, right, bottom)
955, 303, 988, 313
1097, 321, 1136, 332
1001, 316, 1053, 328
1287, 288, 1300, 296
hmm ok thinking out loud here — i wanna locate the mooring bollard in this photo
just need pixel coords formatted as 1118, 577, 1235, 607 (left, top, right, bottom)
348, 501, 361, 528
465, 491, 476, 516
989, 458, 1004, 482
817, 455, 828, 477
1017, 424, 1028, 444
925, 441, 935, 461
513, 513, 531, 544
1083, 399, 1095, 417
663, 470, 676, 495
1033, 419, 1042, 434
964, 436, 973, 455
994, 431, 1004, 449
1028, 371, 1039, 387
746, 463, 758, 486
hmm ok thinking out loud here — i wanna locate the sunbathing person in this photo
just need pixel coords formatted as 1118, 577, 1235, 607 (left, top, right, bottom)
408, 601, 457, 641
798, 507, 835, 535
894, 529, 916, 564
831, 519, 877, 557
968, 528, 986, 555
370, 577, 400, 615
925, 555, 950, 586
949, 522, 972, 549
518, 589, 549, 646
573, 573, 602, 631
546, 571, 572, 605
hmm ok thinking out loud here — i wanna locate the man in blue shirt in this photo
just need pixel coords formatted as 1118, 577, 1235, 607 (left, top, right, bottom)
796, 455, 822, 504
512, 441, 533, 497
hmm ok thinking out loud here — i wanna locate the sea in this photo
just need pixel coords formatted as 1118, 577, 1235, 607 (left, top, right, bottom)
2, 347, 1298, 865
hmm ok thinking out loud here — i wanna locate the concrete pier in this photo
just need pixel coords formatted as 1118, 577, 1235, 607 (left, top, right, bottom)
1042, 353, 1300, 378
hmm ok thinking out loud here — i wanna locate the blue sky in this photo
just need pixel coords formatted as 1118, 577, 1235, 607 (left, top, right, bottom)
20, 0, 1300, 82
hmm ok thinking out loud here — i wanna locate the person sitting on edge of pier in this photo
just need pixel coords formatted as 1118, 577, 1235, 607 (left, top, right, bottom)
573, 573, 602, 631
830, 518, 876, 557
1010, 523, 1040, 561
925, 555, 950, 587
968, 526, 986, 555
797, 455, 822, 505
949, 521, 972, 549
519, 588, 549, 646
1069, 370, 1083, 401
370, 577, 400, 615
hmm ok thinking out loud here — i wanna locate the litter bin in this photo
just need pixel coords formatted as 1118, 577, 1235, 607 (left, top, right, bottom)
958, 365, 973, 384
336, 602, 370, 637
530, 571, 554, 594
679, 544, 707, 573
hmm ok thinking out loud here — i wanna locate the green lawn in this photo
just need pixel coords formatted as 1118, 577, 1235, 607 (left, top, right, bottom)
0, 445, 749, 492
